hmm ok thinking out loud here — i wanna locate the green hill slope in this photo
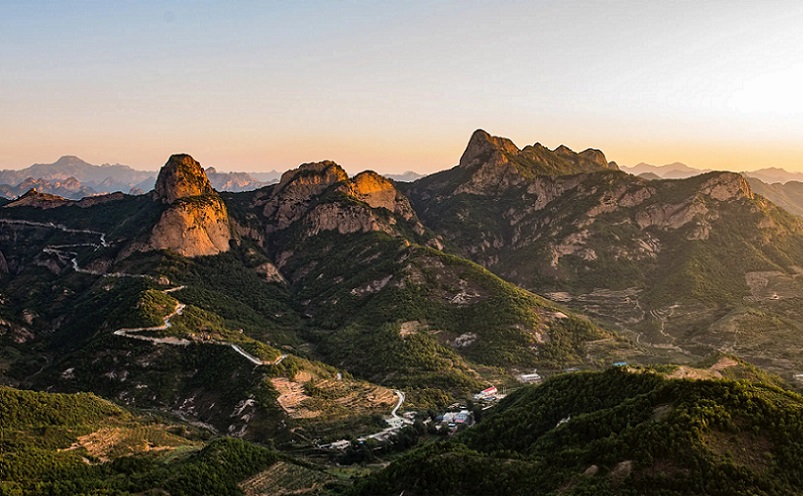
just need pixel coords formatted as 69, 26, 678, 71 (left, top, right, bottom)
351, 368, 803, 496
0, 386, 292, 496
225, 160, 634, 404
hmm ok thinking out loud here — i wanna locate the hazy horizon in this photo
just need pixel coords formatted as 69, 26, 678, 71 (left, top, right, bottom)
2, 135, 799, 178
2, 1, 802, 174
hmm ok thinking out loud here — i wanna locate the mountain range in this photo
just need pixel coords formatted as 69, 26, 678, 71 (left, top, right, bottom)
0, 155, 284, 199
622, 161, 803, 185
624, 161, 803, 221
0, 156, 427, 202
3, 130, 803, 494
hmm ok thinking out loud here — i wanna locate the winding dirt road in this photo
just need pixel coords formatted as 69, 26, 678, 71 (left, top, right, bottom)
6, 219, 279, 367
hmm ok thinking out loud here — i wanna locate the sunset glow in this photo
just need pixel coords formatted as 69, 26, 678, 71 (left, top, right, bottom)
1, 1, 802, 174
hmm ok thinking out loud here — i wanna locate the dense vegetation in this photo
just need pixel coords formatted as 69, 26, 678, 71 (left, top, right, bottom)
0, 386, 287, 496
7, 145, 803, 494
351, 368, 803, 496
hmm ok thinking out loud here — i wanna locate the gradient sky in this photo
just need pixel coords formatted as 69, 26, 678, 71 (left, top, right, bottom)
1, 1, 803, 174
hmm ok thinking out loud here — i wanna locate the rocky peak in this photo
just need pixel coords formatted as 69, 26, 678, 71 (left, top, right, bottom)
459, 129, 520, 169
578, 148, 611, 168
554, 144, 574, 157
699, 172, 754, 201
339, 171, 416, 220
131, 154, 233, 258
60, 177, 82, 188
53, 155, 91, 167
154, 154, 215, 204
346, 171, 396, 198
262, 161, 349, 230
452, 131, 621, 196
275, 161, 349, 193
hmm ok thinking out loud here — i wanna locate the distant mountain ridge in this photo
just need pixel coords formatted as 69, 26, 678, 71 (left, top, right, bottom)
743, 167, 803, 184
0, 156, 426, 201
744, 176, 803, 217
620, 161, 711, 178
0, 156, 156, 196
622, 161, 803, 185
386, 171, 426, 182
621, 162, 803, 219
0, 176, 98, 199
0, 156, 280, 199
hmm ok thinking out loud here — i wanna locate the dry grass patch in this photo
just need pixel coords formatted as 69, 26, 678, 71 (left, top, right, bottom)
271, 374, 396, 420
70, 425, 198, 461
240, 461, 332, 496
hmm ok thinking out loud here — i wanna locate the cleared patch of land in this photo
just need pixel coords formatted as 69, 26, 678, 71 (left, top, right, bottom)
271, 373, 396, 420
240, 461, 333, 496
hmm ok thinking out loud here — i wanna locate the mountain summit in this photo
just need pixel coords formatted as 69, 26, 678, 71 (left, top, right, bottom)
154, 154, 216, 203
143, 154, 232, 257
460, 129, 617, 176
408, 130, 618, 197
458, 129, 521, 169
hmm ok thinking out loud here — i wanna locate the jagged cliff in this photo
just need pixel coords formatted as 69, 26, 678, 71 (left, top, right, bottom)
145, 154, 232, 257
412, 129, 618, 197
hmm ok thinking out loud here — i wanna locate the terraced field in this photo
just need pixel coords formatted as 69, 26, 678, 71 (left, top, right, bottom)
271, 373, 396, 420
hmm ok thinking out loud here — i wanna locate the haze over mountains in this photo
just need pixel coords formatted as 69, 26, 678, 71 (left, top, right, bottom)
4, 130, 803, 494
0, 156, 283, 199
622, 161, 803, 184
626, 161, 803, 219
0, 156, 427, 201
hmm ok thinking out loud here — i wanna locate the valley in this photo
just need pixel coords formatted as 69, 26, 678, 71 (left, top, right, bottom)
2, 132, 803, 495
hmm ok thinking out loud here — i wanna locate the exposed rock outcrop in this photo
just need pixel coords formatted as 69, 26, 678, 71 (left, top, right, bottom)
262, 161, 349, 231
148, 196, 232, 257
154, 154, 215, 204
459, 129, 520, 169
146, 155, 232, 257
436, 129, 620, 196
699, 172, 754, 201
259, 161, 426, 239
338, 171, 416, 220
254, 262, 287, 284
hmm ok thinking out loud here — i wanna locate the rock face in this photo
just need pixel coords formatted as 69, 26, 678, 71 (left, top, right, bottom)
262, 161, 349, 231
408, 129, 620, 198
147, 155, 231, 257
148, 196, 232, 257
338, 171, 416, 220
154, 154, 215, 204
700, 172, 753, 201
247, 161, 435, 255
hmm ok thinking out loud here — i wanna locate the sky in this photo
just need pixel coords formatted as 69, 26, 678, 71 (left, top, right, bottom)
1, 0, 803, 174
